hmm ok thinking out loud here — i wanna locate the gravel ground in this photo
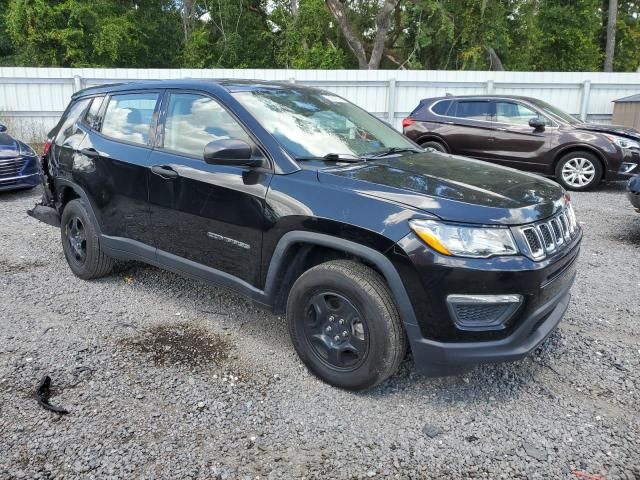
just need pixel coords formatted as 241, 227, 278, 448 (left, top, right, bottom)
0, 183, 639, 479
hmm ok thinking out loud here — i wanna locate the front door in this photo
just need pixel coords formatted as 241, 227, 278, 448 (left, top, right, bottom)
485, 100, 551, 173
147, 91, 271, 287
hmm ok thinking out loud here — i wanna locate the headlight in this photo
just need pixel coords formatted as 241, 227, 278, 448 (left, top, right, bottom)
409, 219, 519, 258
604, 134, 640, 150
19, 142, 37, 157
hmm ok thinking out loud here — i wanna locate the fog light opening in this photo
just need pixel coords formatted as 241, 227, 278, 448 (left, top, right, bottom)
446, 294, 523, 331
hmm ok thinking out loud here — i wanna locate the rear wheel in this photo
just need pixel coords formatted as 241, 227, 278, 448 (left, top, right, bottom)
555, 151, 602, 191
60, 199, 114, 280
286, 260, 406, 391
420, 140, 447, 153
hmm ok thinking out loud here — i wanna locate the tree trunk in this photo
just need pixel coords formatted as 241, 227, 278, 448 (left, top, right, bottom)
368, 0, 400, 69
325, 0, 368, 69
604, 0, 618, 72
487, 47, 505, 71
325, 0, 399, 70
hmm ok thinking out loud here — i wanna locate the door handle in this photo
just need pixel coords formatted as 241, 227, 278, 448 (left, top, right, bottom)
151, 165, 179, 179
80, 148, 99, 158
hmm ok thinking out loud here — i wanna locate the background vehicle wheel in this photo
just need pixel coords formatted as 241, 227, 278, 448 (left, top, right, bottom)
420, 140, 447, 153
555, 151, 602, 191
286, 260, 407, 391
60, 199, 114, 280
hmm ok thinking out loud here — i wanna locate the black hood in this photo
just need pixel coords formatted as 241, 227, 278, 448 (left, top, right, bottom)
576, 123, 640, 141
318, 151, 566, 225
0, 133, 19, 158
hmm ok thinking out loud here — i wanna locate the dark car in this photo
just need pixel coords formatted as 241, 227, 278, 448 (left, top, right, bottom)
0, 124, 40, 192
29, 80, 581, 390
628, 175, 640, 212
403, 95, 640, 191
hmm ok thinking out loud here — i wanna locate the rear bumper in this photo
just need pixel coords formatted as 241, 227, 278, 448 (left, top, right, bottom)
407, 273, 573, 376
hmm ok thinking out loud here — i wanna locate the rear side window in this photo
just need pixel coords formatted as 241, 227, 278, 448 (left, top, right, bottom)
101, 92, 160, 146
431, 100, 452, 116
163, 92, 252, 158
452, 101, 490, 120
83, 96, 104, 129
54, 98, 91, 146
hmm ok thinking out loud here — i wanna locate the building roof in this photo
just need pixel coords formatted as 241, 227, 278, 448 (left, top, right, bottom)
613, 93, 640, 103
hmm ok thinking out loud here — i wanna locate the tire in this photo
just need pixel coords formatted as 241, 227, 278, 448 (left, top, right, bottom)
555, 151, 603, 191
60, 199, 114, 280
420, 140, 447, 153
286, 260, 407, 391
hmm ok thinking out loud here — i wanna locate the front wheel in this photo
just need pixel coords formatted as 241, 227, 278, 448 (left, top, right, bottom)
286, 260, 407, 391
555, 152, 602, 191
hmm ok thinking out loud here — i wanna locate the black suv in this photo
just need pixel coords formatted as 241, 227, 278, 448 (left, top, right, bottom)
30, 80, 581, 390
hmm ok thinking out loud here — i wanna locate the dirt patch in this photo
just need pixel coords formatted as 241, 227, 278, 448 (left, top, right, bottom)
608, 219, 640, 246
120, 322, 231, 368
0, 258, 48, 273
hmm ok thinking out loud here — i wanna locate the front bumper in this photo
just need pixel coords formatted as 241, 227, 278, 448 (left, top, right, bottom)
627, 175, 640, 211
0, 155, 40, 192
407, 272, 573, 376
610, 149, 640, 180
0, 172, 40, 192
393, 228, 581, 376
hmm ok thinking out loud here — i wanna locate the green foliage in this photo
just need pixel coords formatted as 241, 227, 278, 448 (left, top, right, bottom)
0, 0, 638, 71
182, 0, 276, 68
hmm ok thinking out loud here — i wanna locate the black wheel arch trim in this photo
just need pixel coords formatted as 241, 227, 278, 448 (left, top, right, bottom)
53, 178, 103, 235
263, 231, 419, 327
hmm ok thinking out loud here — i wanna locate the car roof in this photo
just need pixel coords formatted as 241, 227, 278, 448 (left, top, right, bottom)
72, 79, 321, 98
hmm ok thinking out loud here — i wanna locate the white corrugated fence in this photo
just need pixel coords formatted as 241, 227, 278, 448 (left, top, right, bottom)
1, 67, 639, 140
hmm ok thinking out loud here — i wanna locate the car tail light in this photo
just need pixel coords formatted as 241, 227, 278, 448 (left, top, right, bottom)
42, 139, 52, 157
402, 117, 415, 129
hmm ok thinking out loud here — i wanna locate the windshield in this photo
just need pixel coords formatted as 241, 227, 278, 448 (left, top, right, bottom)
232, 88, 416, 158
534, 100, 581, 125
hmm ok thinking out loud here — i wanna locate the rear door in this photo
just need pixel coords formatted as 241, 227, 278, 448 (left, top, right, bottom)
486, 100, 551, 172
444, 100, 494, 159
79, 91, 162, 249
147, 90, 271, 287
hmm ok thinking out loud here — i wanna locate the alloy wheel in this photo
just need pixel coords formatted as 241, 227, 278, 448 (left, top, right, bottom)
303, 291, 368, 370
561, 157, 596, 188
66, 216, 87, 263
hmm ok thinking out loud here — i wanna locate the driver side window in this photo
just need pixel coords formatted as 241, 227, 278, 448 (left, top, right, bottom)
494, 101, 549, 126
163, 92, 252, 158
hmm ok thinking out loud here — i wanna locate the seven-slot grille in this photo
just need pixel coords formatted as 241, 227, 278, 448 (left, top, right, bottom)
518, 205, 578, 260
0, 157, 27, 178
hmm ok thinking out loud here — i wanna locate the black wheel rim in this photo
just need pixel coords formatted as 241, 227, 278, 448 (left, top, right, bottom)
303, 291, 369, 371
66, 216, 87, 263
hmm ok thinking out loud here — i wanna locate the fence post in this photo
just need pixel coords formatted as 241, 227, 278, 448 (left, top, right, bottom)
72, 74, 83, 93
579, 80, 591, 122
387, 78, 397, 127
486, 79, 495, 94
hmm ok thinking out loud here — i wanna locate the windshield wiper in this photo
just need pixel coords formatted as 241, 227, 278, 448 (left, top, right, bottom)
364, 147, 423, 158
295, 153, 364, 163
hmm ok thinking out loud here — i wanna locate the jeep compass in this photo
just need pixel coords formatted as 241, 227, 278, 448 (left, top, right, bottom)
29, 80, 581, 390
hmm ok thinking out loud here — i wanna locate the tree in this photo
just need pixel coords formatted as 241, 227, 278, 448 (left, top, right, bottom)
604, 0, 618, 71
324, 0, 400, 69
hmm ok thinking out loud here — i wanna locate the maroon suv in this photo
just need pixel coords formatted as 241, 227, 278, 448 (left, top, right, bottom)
403, 95, 640, 191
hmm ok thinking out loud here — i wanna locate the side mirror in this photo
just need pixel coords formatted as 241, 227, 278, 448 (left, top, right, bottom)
203, 139, 262, 167
0, 124, 7, 133
529, 117, 546, 131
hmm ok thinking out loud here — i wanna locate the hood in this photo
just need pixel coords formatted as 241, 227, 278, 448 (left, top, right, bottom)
0, 133, 19, 158
575, 123, 640, 141
318, 151, 566, 225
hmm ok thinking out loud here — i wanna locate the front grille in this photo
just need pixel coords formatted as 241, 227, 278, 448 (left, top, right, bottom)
517, 205, 579, 260
0, 157, 27, 178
